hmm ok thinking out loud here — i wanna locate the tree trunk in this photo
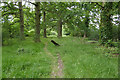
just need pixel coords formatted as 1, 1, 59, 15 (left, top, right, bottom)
99, 2, 113, 45
84, 15, 89, 38
118, 2, 120, 41
43, 11, 47, 38
118, 2, 120, 49
58, 18, 62, 38
34, 2, 40, 42
19, 2, 25, 40
84, 32, 86, 38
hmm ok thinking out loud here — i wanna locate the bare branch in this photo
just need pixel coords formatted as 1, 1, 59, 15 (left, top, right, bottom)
26, 0, 36, 6
2, 12, 18, 16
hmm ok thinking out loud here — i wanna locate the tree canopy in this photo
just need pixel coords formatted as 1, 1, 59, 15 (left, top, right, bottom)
1, 1, 119, 46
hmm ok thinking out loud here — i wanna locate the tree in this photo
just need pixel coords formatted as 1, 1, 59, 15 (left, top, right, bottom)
43, 11, 47, 38
19, 2, 25, 40
118, 1, 120, 42
1, 2, 21, 44
52, 2, 65, 38
99, 2, 113, 46
34, 2, 40, 42
55, 2, 79, 38
41, 2, 47, 38
84, 15, 90, 38
27, 1, 41, 42
46, 2, 69, 38
57, 17, 62, 37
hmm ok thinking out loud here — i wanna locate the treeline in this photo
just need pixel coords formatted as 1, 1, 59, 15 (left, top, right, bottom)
1, 2, 120, 46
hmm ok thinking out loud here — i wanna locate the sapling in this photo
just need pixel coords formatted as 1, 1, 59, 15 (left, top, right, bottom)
17, 48, 24, 54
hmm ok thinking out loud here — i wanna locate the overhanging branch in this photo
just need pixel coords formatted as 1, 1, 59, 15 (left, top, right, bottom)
26, 0, 37, 6
94, 2, 104, 9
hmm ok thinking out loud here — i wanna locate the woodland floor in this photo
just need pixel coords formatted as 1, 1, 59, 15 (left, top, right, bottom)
2, 37, 118, 78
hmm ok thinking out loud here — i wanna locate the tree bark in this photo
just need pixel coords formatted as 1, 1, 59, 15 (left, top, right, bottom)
58, 18, 62, 38
118, 2, 120, 41
84, 32, 86, 38
43, 11, 47, 38
19, 2, 25, 40
84, 15, 89, 38
99, 2, 113, 45
34, 2, 40, 42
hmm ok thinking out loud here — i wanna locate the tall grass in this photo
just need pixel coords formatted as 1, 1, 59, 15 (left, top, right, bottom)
47, 37, 118, 78
2, 38, 52, 78
2, 37, 118, 78
0, 45, 2, 79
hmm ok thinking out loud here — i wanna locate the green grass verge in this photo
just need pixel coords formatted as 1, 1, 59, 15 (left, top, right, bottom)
0, 46, 2, 79
2, 37, 52, 78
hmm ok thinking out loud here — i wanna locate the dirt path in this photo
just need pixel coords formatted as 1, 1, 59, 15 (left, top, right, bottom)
44, 42, 64, 78
57, 53, 64, 77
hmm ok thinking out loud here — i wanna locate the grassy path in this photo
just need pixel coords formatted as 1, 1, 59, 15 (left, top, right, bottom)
44, 42, 64, 78
57, 53, 64, 77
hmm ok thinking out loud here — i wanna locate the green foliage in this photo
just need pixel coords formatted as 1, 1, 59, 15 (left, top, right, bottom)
105, 39, 113, 47
11, 23, 20, 37
2, 16, 20, 45
99, 26, 113, 46
24, 9, 35, 32
2, 16, 10, 45
112, 25, 118, 41
99, 46, 119, 57
71, 27, 81, 37
24, 29, 35, 37
88, 30, 99, 40
1, 2, 118, 46
107, 47, 119, 54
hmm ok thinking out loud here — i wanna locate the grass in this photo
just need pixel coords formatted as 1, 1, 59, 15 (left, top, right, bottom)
47, 37, 118, 78
2, 37, 52, 78
2, 37, 118, 78
0, 45, 2, 79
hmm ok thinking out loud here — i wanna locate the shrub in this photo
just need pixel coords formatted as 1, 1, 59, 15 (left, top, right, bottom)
88, 30, 99, 41
105, 39, 114, 47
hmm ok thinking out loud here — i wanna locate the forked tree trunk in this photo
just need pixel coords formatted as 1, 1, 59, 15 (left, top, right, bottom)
43, 11, 47, 38
34, 2, 40, 42
19, 2, 25, 40
58, 18, 62, 38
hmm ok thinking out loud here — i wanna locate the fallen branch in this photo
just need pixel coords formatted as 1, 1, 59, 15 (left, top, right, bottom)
51, 40, 60, 46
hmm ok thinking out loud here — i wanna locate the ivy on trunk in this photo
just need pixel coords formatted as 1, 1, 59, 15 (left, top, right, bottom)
99, 2, 113, 46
